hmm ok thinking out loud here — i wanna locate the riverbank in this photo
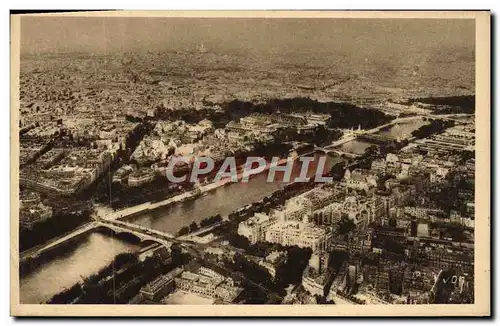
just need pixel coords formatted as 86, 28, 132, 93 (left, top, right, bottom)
122, 152, 343, 235
98, 155, 299, 222
20, 231, 141, 304
102, 115, 441, 224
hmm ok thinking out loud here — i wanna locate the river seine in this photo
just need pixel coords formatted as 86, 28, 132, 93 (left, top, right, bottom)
20, 119, 426, 303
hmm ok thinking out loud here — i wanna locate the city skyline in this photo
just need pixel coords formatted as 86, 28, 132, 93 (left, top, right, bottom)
21, 17, 474, 55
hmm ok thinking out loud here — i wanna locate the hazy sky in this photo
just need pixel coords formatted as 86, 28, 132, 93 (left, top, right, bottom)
20, 16, 475, 56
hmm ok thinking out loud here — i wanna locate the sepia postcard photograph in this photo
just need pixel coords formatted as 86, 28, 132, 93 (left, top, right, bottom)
9, 10, 491, 317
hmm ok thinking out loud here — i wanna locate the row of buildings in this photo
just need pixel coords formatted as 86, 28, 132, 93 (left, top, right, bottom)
20, 113, 141, 197
414, 124, 475, 153
21, 148, 114, 195
236, 178, 417, 253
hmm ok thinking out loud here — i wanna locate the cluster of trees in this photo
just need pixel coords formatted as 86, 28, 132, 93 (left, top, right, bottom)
358, 139, 406, 164
346, 146, 380, 171
223, 244, 312, 297
244, 241, 281, 257
177, 214, 223, 236
337, 215, 356, 235
227, 233, 251, 250
155, 96, 395, 132
177, 221, 199, 236
411, 119, 455, 139
407, 95, 474, 108
363, 144, 380, 158
219, 98, 394, 130
247, 140, 292, 161
154, 105, 228, 126
199, 214, 223, 228
19, 204, 92, 252
155, 98, 394, 132
226, 253, 275, 290
329, 161, 347, 181
292, 126, 343, 147
347, 137, 409, 172
211, 181, 317, 238
275, 246, 313, 287
405, 95, 474, 115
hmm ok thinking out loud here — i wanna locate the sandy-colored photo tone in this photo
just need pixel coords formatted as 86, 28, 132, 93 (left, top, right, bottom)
10, 10, 490, 317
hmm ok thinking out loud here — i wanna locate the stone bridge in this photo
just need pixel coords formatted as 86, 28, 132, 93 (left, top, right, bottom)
21, 219, 176, 262
95, 219, 175, 248
20, 222, 98, 261
314, 146, 361, 158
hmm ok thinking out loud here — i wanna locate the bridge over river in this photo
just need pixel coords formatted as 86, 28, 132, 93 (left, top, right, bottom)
20, 113, 473, 263
318, 113, 472, 156
20, 223, 98, 261
94, 219, 174, 245
20, 218, 176, 262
